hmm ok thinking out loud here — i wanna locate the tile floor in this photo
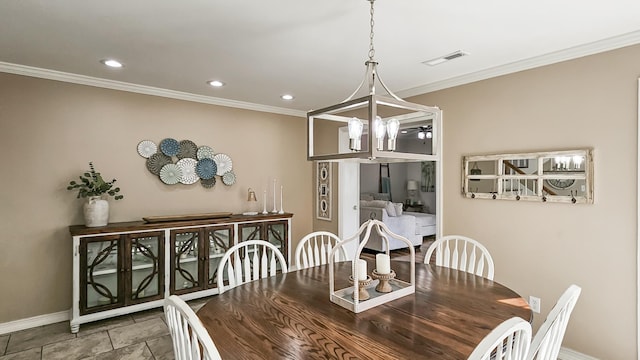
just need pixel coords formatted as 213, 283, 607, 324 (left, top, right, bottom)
0, 297, 211, 360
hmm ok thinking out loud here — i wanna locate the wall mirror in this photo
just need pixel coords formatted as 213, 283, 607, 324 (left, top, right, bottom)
462, 149, 593, 204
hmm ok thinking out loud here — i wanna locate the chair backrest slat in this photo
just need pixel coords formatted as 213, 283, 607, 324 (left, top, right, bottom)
318, 237, 325, 265
468, 317, 532, 360
451, 240, 459, 269
526, 284, 581, 360
292, 231, 348, 271
217, 240, 288, 294
425, 235, 495, 280
164, 295, 222, 360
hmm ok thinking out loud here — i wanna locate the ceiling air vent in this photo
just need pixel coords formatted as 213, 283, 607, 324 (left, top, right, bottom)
422, 50, 469, 66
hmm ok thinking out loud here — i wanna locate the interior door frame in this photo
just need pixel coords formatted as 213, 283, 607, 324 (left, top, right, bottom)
338, 127, 360, 258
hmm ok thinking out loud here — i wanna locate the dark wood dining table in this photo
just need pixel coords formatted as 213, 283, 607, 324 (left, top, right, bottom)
197, 260, 532, 360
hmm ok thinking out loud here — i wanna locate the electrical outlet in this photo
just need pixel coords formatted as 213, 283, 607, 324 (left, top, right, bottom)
529, 296, 541, 313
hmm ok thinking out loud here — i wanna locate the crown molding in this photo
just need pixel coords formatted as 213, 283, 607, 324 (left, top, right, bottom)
399, 30, 640, 98
0, 62, 306, 118
3, 29, 640, 116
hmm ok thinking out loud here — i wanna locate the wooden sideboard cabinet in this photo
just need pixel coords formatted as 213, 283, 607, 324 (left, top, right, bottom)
69, 213, 293, 333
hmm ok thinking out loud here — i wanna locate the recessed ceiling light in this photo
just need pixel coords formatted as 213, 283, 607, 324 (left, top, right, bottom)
207, 80, 225, 87
281, 94, 294, 100
100, 59, 124, 68
422, 50, 469, 66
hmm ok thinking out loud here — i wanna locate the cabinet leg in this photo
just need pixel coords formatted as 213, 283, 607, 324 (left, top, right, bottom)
70, 322, 79, 334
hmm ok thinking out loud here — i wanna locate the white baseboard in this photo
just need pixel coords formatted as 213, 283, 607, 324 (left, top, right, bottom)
0, 310, 70, 335
559, 347, 600, 360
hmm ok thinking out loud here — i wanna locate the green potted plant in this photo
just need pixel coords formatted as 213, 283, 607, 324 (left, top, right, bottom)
67, 162, 123, 227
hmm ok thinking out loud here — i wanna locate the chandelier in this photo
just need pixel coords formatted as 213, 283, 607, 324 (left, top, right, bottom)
307, 0, 442, 163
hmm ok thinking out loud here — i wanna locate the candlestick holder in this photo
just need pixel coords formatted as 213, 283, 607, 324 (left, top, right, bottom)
349, 275, 372, 301
371, 269, 396, 293
271, 179, 278, 213
262, 190, 268, 214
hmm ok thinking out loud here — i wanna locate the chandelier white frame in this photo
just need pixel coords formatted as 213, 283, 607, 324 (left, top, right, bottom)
307, 0, 442, 163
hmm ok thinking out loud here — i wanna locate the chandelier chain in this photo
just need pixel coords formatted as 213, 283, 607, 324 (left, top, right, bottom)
368, 0, 375, 61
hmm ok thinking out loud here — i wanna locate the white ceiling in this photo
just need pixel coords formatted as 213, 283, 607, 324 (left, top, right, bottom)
2, 0, 640, 116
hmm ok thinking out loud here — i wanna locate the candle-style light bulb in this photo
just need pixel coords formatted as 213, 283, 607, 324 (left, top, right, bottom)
386, 118, 400, 151
374, 116, 386, 151
348, 117, 363, 151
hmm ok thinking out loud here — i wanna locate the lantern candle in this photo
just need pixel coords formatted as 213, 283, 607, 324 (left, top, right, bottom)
355, 259, 368, 281
376, 253, 391, 274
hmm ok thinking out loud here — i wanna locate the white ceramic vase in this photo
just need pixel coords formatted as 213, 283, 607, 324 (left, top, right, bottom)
83, 196, 109, 227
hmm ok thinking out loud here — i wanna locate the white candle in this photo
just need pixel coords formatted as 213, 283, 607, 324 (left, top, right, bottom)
355, 259, 368, 281
279, 185, 284, 214
376, 253, 391, 274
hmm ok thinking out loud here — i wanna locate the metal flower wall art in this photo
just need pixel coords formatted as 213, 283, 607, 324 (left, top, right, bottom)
137, 138, 235, 188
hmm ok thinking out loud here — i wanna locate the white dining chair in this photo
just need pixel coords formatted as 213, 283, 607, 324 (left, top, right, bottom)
468, 317, 532, 360
216, 239, 288, 294
291, 231, 348, 271
526, 284, 582, 360
164, 295, 222, 360
424, 235, 495, 280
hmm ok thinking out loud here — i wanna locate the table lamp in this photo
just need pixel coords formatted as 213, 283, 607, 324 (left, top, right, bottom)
243, 188, 259, 215
407, 180, 418, 204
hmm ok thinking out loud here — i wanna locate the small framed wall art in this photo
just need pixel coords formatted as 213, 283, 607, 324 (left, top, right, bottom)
316, 161, 331, 221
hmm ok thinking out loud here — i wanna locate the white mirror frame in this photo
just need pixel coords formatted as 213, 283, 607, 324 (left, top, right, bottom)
462, 149, 593, 204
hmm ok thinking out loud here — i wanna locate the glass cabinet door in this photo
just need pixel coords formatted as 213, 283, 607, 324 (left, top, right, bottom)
239, 223, 263, 241
265, 221, 288, 271
205, 225, 233, 289
80, 235, 121, 314
171, 230, 203, 294
127, 232, 164, 303
265, 221, 287, 256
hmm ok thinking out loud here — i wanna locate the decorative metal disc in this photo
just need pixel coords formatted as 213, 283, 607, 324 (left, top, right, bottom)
214, 153, 233, 176
160, 138, 180, 157
197, 145, 215, 160
222, 171, 236, 186
177, 158, 199, 184
196, 158, 217, 180
159, 163, 182, 185
146, 153, 172, 176
137, 140, 157, 158
177, 140, 198, 159
200, 177, 217, 188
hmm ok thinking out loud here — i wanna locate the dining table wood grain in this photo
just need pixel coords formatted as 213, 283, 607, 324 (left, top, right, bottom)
196, 259, 532, 360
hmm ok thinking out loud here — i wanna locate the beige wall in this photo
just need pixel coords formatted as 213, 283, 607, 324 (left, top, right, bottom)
409, 44, 640, 358
1, 42, 638, 358
0, 73, 312, 323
